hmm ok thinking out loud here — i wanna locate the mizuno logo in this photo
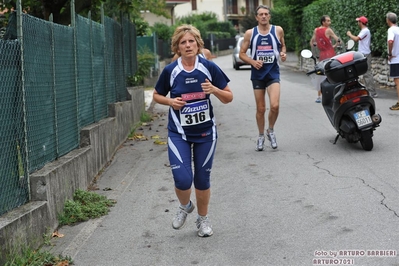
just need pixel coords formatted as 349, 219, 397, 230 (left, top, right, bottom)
181, 102, 209, 114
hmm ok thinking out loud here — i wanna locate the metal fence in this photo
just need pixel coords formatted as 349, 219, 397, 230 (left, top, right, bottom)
204, 37, 236, 53
0, 4, 137, 216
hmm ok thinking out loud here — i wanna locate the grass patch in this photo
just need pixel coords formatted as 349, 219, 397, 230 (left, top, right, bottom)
58, 189, 115, 226
5, 188, 115, 265
128, 111, 153, 139
5, 246, 72, 266
140, 111, 152, 123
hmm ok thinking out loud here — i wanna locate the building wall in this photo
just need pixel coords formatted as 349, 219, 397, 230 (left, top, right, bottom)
173, 0, 272, 22
141, 10, 173, 26
141, 0, 273, 26
174, 0, 225, 21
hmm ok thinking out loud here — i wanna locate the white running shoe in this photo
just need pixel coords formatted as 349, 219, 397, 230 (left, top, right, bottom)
196, 216, 213, 237
267, 131, 278, 149
255, 136, 265, 151
172, 201, 195, 229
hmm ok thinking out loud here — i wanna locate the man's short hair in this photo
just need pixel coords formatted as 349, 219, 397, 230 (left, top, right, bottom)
256, 5, 270, 15
387, 12, 397, 24
320, 15, 330, 25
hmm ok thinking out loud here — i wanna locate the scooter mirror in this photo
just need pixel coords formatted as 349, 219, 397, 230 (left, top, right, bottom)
301, 49, 313, 58
347, 40, 355, 50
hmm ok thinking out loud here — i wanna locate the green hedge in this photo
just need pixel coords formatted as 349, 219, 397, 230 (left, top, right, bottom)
152, 12, 237, 41
271, 0, 398, 55
302, 0, 398, 56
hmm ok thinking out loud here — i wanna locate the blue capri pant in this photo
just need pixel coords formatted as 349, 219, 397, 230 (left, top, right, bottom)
168, 135, 216, 191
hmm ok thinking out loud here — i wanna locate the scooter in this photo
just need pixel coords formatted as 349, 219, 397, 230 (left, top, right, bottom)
301, 40, 382, 151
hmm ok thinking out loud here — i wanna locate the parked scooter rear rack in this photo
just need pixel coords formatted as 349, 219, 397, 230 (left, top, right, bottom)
301, 47, 382, 151
324, 51, 368, 84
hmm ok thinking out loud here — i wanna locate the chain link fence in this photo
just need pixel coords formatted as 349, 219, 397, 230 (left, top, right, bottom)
0, 7, 137, 216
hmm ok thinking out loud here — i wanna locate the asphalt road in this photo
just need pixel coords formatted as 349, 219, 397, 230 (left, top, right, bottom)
50, 54, 399, 266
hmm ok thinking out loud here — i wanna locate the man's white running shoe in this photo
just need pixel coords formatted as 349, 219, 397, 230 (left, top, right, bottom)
255, 136, 265, 151
267, 131, 278, 149
172, 202, 195, 229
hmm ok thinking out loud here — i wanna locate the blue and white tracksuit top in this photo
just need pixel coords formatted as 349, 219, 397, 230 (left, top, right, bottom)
155, 55, 230, 142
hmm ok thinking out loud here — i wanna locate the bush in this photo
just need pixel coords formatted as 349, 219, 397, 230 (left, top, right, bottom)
206, 21, 236, 37
206, 31, 231, 39
240, 12, 257, 30
269, 6, 297, 52
58, 189, 115, 226
134, 17, 151, 36
178, 12, 218, 25
175, 12, 236, 39
127, 46, 155, 86
151, 22, 172, 40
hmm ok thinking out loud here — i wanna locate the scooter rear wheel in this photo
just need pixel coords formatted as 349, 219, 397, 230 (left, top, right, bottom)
360, 130, 373, 151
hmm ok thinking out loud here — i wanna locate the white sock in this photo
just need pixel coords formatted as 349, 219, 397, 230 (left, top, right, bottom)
197, 214, 207, 220
181, 201, 191, 210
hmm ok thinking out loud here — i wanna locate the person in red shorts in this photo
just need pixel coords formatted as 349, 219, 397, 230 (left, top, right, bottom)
310, 15, 341, 103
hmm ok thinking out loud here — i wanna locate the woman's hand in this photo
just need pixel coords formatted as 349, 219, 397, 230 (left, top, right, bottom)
202, 79, 233, 104
170, 97, 186, 110
201, 79, 216, 95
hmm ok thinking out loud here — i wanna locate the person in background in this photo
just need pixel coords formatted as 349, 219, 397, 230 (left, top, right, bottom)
153, 24, 233, 237
310, 15, 341, 103
386, 12, 399, 110
347, 16, 378, 98
239, 5, 286, 152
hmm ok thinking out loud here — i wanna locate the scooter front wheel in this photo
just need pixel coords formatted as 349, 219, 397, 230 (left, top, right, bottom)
360, 129, 373, 151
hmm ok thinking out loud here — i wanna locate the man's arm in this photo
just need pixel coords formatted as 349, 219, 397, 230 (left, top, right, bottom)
346, 31, 360, 42
276, 26, 287, 62
171, 53, 179, 62
388, 40, 394, 57
238, 29, 253, 64
327, 28, 341, 47
388, 28, 394, 58
202, 48, 213, 60
310, 29, 316, 47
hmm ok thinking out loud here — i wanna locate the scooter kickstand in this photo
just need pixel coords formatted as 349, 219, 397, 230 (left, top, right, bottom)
333, 134, 340, 144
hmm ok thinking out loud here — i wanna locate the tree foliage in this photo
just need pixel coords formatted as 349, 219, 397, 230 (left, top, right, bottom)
151, 22, 173, 40
1, 0, 170, 25
178, 11, 218, 24
240, 12, 257, 32
271, 0, 314, 52
175, 12, 236, 39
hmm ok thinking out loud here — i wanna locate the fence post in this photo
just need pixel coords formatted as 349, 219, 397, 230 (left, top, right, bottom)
16, 0, 31, 198
101, 3, 108, 103
71, 0, 80, 132
153, 32, 158, 72
48, 13, 60, 158
120, 11, 126, 82
88, 11, 96, 121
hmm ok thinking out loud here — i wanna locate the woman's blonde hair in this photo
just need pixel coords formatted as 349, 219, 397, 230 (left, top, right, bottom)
171, 24, 204, 56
